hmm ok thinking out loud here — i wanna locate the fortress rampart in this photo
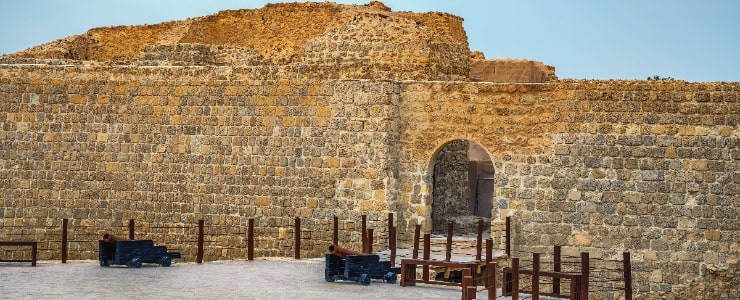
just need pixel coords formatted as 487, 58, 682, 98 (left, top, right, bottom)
1, 64, 737, 298
0, 2, 737, 299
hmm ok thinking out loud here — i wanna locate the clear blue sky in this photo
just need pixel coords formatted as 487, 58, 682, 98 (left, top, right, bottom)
1, 0, 738, 82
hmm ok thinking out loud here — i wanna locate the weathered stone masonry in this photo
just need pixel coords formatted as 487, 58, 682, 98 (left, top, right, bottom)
0, 65, 406, 261
2, 64, 737, 298
398, 80, 738, 298
0, 2, 738, 299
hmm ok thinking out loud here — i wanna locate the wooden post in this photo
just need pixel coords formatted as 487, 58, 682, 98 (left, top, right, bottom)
31, 242, 37, 267
570, 275, 579, 300
486, 262, 496, 300
247, 218, 254, 261
387, 213, 393, 244
388, 213, 395, 266
476, 219, 483, 261
467, 262, 478, 292
128, 219, 135, 240
390, 226, 397, 267
485, 238, 493, 264
532, 252, 540, 300
332, 216, 338, 246
197, 220, 204, 264
580, 252, 589, 300
512, 257, 519, 300
461, 268, 469, 300
624, 252, 633, 300
61, 218, 68, 263
412, 224, 421, 259
462, 268, 472, 300
294, 217, 301, 259
465, 267, 478, 300
553, 245, 561, 296
505, 216, 511, 257
446, 221, 453, 262
466, 285, 476, 300
361, 215, 367, 253
423, 233, 430, 282
366, 228, 373, 253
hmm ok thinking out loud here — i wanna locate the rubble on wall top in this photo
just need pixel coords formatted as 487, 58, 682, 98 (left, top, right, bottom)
1, 1, 560, 83
1, 1, 467, 66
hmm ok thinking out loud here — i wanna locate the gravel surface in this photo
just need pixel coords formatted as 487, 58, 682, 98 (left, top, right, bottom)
1, 259, 481, 300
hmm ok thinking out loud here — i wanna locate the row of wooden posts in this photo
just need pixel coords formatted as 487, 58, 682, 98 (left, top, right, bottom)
58, 213, 509, 264
458, 247, 633, 300
54, 215, 632, 299
56, 213, 412, 263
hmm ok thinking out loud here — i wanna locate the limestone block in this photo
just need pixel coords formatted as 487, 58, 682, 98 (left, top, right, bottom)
706, 230, 721, 241
573, 232, 592, 246
566, 189, 581, 201
649, 270, 663, 283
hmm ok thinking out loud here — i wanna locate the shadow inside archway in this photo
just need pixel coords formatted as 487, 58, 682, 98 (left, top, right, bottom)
431, 140, 493, 236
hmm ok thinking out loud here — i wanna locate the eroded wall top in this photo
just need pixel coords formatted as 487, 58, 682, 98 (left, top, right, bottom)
1, 1, 470, 81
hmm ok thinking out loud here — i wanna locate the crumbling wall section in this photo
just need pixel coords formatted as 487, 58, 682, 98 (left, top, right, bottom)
131, 44, 263, 66
397, 11, 468, 48
3, 2, 469, 81
470, 59, 558, 83
179, 3, 343, 65
300, 12, 469, 81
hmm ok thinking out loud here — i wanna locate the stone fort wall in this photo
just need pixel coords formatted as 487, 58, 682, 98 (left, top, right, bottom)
0, 64, 405, 261
0, 1, 737, 298
399, 80, 738, 299
1, 63, 737, 298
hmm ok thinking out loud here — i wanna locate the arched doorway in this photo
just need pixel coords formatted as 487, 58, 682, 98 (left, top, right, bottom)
431, 140, 494, 235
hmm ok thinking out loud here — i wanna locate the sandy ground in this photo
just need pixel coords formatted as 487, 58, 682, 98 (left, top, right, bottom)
1, 258, 490, 300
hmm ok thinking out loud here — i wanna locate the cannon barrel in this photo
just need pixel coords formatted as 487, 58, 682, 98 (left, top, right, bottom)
328, 243, 364, 257
102, 233, 120, 244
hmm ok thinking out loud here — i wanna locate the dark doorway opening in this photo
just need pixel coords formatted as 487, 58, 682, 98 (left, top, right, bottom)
431, 140, 494, 235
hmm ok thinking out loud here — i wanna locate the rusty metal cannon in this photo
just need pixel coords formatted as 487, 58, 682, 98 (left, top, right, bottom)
328, 243, 364, 257
99, 234, 181, 268
325, 244, 400, 285
102, 233, 120, 243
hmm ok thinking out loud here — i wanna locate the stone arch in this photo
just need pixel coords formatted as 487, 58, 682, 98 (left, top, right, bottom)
429, 139, 494, 235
